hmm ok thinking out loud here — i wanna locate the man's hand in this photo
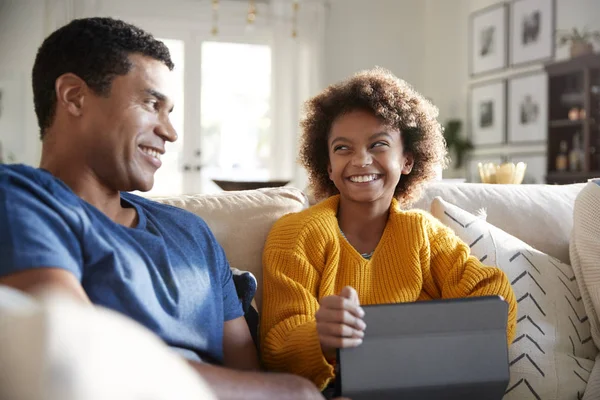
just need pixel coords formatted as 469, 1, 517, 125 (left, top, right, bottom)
316, 286, 366, 360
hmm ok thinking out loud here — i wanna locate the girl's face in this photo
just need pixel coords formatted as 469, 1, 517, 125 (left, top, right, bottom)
327, 110, 413, 207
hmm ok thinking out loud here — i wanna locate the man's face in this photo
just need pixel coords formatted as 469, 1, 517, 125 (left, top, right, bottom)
80, 54, 177, 192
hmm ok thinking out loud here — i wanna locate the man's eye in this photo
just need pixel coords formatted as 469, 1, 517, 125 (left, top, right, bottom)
145, 99, 159, 109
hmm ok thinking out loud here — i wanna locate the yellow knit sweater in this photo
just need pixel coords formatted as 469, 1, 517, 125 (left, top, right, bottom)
260, 195, 517, 390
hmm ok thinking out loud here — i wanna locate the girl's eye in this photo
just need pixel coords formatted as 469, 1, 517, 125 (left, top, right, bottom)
333, 145, 349, 152
371, 141, 389, 149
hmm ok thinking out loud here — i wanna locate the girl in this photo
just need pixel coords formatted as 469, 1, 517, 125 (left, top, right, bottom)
260, 67, 516, 391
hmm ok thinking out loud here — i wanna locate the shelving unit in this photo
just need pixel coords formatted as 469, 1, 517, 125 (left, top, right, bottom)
545, 53, 600, 184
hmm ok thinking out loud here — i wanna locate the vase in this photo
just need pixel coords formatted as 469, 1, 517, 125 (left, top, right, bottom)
570, 41, 594, 58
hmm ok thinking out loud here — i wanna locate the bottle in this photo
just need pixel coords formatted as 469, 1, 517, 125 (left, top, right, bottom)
569, 133, 583, 172
556, 140, 568, 172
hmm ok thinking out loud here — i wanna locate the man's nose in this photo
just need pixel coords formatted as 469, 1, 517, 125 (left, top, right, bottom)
156, 118, 178, 143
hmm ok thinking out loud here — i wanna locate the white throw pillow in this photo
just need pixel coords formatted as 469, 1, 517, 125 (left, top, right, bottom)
431, 197, 597, 400
414, 182, 585, 264
570, 180, 600, 399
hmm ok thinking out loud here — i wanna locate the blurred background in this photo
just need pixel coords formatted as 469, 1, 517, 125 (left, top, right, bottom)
0, 0, 599, 194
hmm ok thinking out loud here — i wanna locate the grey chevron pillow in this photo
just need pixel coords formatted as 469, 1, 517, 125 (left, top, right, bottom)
431, 197, 598, 400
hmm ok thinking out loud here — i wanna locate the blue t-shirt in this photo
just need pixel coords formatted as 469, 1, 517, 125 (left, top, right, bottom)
0, 164, 243, 364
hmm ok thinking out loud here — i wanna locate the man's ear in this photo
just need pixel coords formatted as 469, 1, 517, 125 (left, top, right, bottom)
54, 73, 87, 117
402, 152, 414, 175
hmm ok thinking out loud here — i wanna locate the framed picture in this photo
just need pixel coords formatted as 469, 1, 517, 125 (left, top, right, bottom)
469, 80, 507, 146
466, 153, 506, 183
470, 3, 508, 76
510, 0, 555, 66
507, 152, 547, 183
508, 71, 547, 144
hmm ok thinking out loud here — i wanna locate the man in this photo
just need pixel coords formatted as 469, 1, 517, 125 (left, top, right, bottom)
0, 17, 331, 400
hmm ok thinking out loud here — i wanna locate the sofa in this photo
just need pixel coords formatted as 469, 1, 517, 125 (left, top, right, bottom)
0, 181, 597, 399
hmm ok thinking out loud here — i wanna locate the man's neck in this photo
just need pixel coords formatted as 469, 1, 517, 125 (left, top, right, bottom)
40, 155, 135, 227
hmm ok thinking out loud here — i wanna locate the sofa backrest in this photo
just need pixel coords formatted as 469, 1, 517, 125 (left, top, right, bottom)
153, 187, 308, 311
413, 182, 585, 265
154, 182, 583, 311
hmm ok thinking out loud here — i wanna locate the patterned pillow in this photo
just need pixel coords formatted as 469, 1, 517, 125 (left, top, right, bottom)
431, 197, 597, 400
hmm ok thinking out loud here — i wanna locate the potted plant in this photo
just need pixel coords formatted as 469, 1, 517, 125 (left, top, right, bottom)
557, 27, 600, 58
444, 119, 473, 169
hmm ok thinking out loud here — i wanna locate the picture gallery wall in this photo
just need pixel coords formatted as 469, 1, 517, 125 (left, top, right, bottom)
467, 0, 554, 183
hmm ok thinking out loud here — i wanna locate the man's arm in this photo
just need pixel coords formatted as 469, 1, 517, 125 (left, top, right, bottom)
0, 267, 91, 304
187, 360, 327, 400
223, 316, 260, 371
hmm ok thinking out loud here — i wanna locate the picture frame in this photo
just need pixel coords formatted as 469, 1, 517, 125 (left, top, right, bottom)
466, 153, 506, 183
510, 0, 555, 67
469, 3, 509, 76
507, 71, 548, 144
507, 152, 547, 183
469, 79, 507, 147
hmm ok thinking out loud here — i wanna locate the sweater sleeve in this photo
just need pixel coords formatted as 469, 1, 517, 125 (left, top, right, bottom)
421, 214, 517, 344
260, 218, 335, 390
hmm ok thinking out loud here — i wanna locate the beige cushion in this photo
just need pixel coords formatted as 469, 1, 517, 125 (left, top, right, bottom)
432, 197, 596, 400
0, 286, 216, 400
570, 181, 600, 399
415, 182, 585, 264
154, 187, 308, 310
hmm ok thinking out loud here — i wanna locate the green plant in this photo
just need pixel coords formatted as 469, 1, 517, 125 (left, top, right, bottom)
557, 27, 600, 47
444, 119, 473, 169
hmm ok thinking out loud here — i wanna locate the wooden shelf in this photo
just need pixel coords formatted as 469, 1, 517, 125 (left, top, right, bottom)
549, 119, 588, 128
545, 54, 600, 184
546, 171, 599, 184
545, 53, 600, 76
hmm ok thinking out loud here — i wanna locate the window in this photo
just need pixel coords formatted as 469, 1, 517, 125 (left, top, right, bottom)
200, 42, 272, 193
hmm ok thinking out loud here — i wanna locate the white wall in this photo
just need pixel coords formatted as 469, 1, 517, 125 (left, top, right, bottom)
0, 0, 45, 165
423, 0, 600, 158
4, 0, 600, 175
324, 0, 427, 91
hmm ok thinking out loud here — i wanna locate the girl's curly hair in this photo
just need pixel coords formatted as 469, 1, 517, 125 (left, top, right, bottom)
299, 67, 448, 208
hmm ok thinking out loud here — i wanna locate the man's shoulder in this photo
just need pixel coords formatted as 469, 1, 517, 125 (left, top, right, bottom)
0, 164, 76, 204
122, 192, 211, 230
0, 164, 44, 185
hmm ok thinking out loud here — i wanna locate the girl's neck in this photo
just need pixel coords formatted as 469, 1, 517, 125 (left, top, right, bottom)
337, 197, 391, 243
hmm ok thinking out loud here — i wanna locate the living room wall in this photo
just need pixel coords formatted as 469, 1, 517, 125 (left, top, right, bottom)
3, 0, 600, 183
0, 0, 45, 165
422, 0, 600, 179
324, 0, 427, 90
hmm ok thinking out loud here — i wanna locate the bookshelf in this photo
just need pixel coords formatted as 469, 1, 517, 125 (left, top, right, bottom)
545, 53, 600, 184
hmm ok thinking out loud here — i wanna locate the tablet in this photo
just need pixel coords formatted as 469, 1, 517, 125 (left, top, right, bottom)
336, 296, 510, 400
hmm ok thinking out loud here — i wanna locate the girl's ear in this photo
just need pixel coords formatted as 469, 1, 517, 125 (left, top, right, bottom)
402, 152, 414, 175
327, 162, 333, 180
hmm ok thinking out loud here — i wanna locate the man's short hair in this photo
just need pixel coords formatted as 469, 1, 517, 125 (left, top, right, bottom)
32, 17, 174, 138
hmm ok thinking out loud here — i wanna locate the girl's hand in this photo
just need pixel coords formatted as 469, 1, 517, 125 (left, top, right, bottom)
316, 286, 366, 360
